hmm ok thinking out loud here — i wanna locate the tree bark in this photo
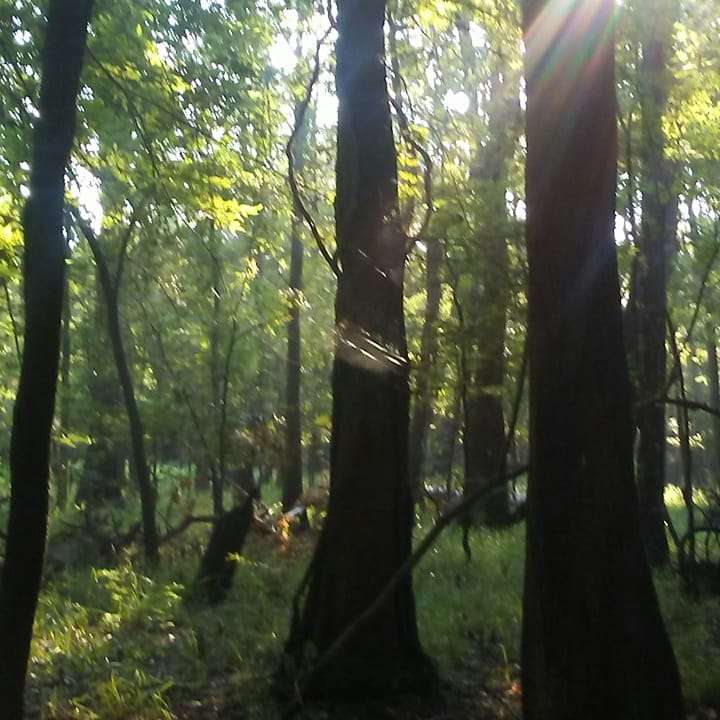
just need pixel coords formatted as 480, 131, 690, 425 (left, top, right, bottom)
0, 2, 93, 717
521, 1, 684, 718
408, 237, 442, 494
78, 218, 159, 563
633, 0, 676, 567
285, 0, 435, 697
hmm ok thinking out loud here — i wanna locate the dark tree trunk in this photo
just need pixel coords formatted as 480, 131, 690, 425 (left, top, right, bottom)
408, 237, 442, 494
281, 102, 308, 513
78, 219, 159, 563
521, 1, 684, 718
197, 497, 254, 604
633, 3, 676, 567
708, 332, 720, 484
285, 0, 435, 697
0, 2, 93, 716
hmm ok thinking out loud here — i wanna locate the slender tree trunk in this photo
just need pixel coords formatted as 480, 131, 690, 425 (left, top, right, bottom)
76, 270, 125, 506
388, 13, 441, 496
443, 382, 462, 496
55, 275, 72, 510
281, 102, 308, 512
408, 237, 442, 494
78, 219, 159, 563
0, 3, 93, 716
707, 330, 720, 484
634, 0, 676, 567
285, 0, 435, 696
521, 1, 684, 718
208, 228, 224, 516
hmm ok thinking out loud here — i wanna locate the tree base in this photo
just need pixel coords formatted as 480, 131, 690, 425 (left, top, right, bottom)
280, 645, 438, 702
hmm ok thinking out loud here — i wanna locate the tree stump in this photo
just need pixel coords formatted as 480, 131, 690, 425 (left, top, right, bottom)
196, 496, 254, 604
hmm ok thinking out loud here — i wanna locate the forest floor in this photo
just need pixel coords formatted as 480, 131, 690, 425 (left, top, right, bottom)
23, 487, 720, 720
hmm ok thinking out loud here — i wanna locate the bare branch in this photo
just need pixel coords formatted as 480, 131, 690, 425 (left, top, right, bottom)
286, 27, 340, 279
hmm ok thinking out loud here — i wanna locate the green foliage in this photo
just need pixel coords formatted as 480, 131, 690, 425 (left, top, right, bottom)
22, 508, 720, 718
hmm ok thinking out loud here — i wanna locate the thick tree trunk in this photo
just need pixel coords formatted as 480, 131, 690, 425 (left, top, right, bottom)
634, 1, 676, 567
457, 20, 520, 526
0, 3, 93, 717
408, 237, 442, 494
462, 216, 511, 525
521, 1, 684, 718
79, 220, 159, 563
285, 0, 435, 697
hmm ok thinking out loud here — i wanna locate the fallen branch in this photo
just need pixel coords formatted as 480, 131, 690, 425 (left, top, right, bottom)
159, 515, 217, 546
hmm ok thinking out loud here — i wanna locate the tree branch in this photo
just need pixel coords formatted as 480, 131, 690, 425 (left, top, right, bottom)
286, 27, 340, 279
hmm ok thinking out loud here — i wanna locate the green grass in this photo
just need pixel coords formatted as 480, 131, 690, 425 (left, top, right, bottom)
21, 489, 720, 718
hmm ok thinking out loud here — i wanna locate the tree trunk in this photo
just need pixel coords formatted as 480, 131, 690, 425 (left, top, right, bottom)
455, 19, 521, 526
55, 274, 72, 510
78, 219, 159, 563
0, 2, 93, 716
208, 227, 224, 516
521, 1, 684, 718
76, 270, 125, 507
285, 0, 435, 697
197, 497, 254, 604
633, 0, 676, 567
707, 331, 720, 485
465, 109, 519, 521
408, 237, 442, 494
281, 102, 309, 512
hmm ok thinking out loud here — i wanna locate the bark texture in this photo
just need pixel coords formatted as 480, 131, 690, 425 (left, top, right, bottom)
0, 2, 93, 717
285, 0, 434, 697
521, 1, 684, 718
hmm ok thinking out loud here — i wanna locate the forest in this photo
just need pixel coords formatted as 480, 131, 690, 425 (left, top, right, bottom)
0, 0, 719, 718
